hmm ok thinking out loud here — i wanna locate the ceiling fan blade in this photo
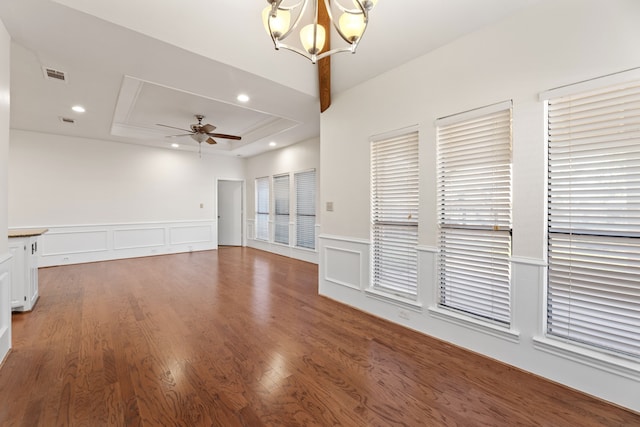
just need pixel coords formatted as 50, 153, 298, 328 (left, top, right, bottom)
166, 133, 193, 138
206, 137, 217, 145
207, 133, 241, 141
157, 123, 193, 132
201, 123, 216, 133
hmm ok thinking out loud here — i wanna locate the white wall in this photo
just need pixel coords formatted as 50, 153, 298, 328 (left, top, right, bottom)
0, 20, 9, 254
320, 0, 640, 413
9, 130, 246, 265
0, 18, 12, 365
245, 137, 320, 263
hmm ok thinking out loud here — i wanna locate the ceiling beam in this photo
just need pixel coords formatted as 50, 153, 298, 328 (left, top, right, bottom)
318, 0, 331, 112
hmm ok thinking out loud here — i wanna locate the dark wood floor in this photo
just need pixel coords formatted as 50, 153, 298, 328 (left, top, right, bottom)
0, 248, 638, 426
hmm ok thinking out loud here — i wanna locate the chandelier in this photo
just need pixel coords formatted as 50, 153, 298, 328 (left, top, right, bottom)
262, 0, 377, 64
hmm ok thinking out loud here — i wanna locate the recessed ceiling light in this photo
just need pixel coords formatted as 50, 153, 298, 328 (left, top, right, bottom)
237, 94, 250, 103
269, 141, 277, 147
71, 105, 85, 113
171, 143, 180, 148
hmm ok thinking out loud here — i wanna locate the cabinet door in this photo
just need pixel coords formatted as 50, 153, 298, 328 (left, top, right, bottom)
27, 237, 39, 309
8, 241, 25, 309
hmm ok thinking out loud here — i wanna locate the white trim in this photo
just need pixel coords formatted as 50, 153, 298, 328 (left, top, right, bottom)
428, 306, 520, 344
9, 219, 215, 229
113, 227, 166, 250
539, 67, 640, 101
436, 99, 513, 126
510, 256, 547, 267
416, 245, 438, 254
318, 234, 370, 245
324, 245, 362, 290
365, 287, 423, 312
41, 230, 109, 255
533, 336, 640, 382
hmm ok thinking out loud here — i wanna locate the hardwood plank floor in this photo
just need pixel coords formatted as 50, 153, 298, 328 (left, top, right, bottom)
0, 247, 638, 426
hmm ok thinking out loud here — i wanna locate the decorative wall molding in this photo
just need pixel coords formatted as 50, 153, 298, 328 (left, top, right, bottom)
324, 246, 362, 290
319, 234, 369, 292
29, 220, 218, 267
511, 256, 547, 267
428, 306, 520, 343
416, 245, 438, 254
43, 230, 109, 256
318, 234, 370, 245
169, 224, 213, 245
114, 227, 165, 250
533, 336, 640, 382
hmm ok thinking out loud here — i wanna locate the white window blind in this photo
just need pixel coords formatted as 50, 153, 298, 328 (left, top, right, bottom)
295, 170, 316, 249
273, 174, 290, 245
547, 80, 640, 358
255, 177, 269, 241
437, 103, 512, 324
371, 130, 419, 298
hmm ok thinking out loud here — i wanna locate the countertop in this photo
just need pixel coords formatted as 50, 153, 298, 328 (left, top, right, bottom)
8, 228, 49, 238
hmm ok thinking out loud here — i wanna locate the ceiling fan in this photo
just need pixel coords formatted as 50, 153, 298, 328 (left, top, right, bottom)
156, 114, 242, 145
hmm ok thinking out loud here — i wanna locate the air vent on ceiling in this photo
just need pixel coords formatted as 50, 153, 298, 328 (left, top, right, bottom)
43, 67, 67, 83
59, 117, 75, 124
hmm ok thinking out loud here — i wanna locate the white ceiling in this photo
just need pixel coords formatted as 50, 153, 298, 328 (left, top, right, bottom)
0, 0, 540, 157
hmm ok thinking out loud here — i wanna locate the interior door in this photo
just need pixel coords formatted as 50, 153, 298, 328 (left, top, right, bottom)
217, 180, 243, 246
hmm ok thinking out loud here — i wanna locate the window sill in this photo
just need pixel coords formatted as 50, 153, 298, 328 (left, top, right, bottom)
428, 306, 520, 344
365, 288, 423, 312
533, 336, 640, 381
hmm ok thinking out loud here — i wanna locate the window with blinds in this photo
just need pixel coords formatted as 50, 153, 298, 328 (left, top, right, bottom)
436, 101, 513, 325
273, 174, 290, 245
255, 177, 270, 241
295, 170, 316, 249
547, 79, 640, 358
371, 130, 419, 298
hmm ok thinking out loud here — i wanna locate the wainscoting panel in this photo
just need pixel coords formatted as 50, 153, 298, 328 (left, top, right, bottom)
33, 220, 217, 267
0, 255, 12, 365
324, 246, 362, 290
114, 227, 165, 250
169, 225, 213, 245
246, 220, 255, 241
318, 235, 369, 294
43, 230, 108, 256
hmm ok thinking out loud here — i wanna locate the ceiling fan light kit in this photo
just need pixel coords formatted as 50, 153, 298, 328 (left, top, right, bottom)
156, 115, 242, 155
263, 0, 377, 64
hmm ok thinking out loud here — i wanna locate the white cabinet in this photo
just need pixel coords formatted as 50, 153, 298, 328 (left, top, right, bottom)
8, 229, 47, 312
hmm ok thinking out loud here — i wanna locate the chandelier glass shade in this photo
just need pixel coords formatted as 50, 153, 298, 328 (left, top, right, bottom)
262, 0, 377, 63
